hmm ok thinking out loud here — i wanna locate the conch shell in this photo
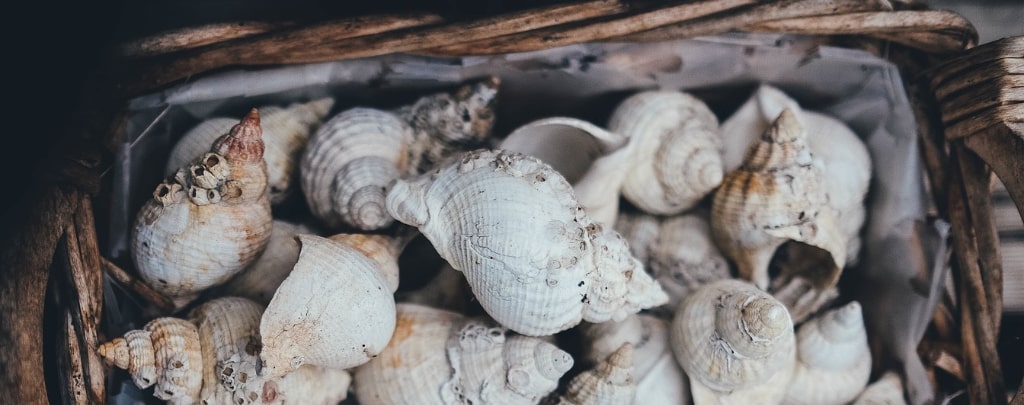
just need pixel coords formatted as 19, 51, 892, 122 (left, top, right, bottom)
132, 109, 273, 302
670, 279, 796, 404
354, 303, 574, 405
165, 98, 334, 205
385, 149, 668, 336
711, 108, 846, 290
217, 219, 316, 305
615, 210, 730, 313
549, 343, 636, 405
607, 90, 723, 216
259, 234, 396, 379
98, 317, 203, 404
852, 371, 907, 405
783, 301, 872, 405
720, 84, 871, 265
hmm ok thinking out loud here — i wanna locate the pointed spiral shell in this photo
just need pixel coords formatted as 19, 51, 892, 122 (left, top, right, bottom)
385, 149, 667, 336
552, 343, 636, 405
783, 301, 872, 405
98, 318, 203, 404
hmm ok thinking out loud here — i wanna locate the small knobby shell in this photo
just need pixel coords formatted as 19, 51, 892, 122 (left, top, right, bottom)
217, 219, 317, 305
385, 149, 668, 336
670, 279, 796, 404
132, 109, 273, 303
852, 371, 907, 405
165, 98, 335, 205
549, 343, 636, 405
354, 303, 574, 405
259, 234, 396, 379
607, 90, 724, 216
97, 318, 203, 404
711, 108, 846, 290
783, 301, 872, 405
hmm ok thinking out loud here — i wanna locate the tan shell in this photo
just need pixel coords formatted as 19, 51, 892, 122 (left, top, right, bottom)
328, 229, 417, 293
551, 343, 636, 405
166, 98, 334, 205
710, 108, 846, 290
132, 109, 273, 302
385, 149, 668, 336
300, 106, 413, 231
852, 372, 907, 405
720, 84, 871, 265
98, 318, 203, 404
783, 301, 872, 405
217, 219, 317, 305
189, 296, 266, 404
670, 279, 795, 404
354, 303, 574, 405
499, 116, 632, 226
607, 90, 723, 216
259, 234, 396, 379
261, 365, 352, 405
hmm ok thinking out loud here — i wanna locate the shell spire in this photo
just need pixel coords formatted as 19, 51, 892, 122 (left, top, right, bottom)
783, 301, 872, 405
551, 343, 637, 405
97, 318, 203, 404
213, 108, 265, 164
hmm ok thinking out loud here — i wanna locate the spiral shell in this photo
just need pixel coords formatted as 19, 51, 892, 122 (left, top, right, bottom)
607, 90, 723, 216
259, 234, 396, 379
132, 109, 273, 302
670, 279, 795, 404
354, 303, 574, 405
783, 301, 872, 405
217, 219, 316, 305
852, 372, 907, 405
401, 76, 500, 173
385, 149, 668, 336
711, 108, 846, 290
166, 98, 334, 205
550, 343, 636, 405
98, 318, 203, 404
189, 296, 266, 404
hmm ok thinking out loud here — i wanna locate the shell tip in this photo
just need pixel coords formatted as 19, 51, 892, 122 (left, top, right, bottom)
606, 343, 634, 369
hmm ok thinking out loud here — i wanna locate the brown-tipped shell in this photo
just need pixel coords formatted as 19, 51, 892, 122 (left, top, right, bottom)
552, 343, 636, 405
783, 301, 872, 405
98, 318, 203, 405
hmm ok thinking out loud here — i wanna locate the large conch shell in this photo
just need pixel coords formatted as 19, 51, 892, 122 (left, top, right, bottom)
711, 108, 846, 290
720, 84, 871, 265
607, 90, 723, 216
852, 371, 907, 405
354, 303, 574, 405
165, 98, 334, 205
98, 318, 203, 404
259, 234, 396, 379
217, 219, 316, 305
132, 109, 273, 302
548, 343, 636, 405
499, 116, 631, 226
385, 149, 668, 336
582, 314, 690, 405
615, 210, 730, 313
783, 301, 872, 405
670, 279, 796, 404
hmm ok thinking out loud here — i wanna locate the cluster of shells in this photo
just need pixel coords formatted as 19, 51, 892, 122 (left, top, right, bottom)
105, 77, 906, 404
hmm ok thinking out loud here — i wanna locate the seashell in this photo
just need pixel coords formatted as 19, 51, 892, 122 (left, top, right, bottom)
354, 303, 574, 405
720, 84, 871, 265
217, 219, 317, 305
783, 301, 872, 405
500, 116, 631, 226
188, 296, 266, 404
166, 98, 334, 205
400, 76, 501, 173
328, 228, 418, 293
768, 241, 842, 324
98, 318, 203, 404
259, 234, 396, 379
132, 109, 273, 302
616, 210, 731, 313
262, 364, 351, 405
385, 149, 668, 336
300, 106, 414, 231
549, 343, 636, 405
582, 314, 690, 405
710, 108, 846, 290
607, 90, 724, 216
670, 278, 796, 404
852, 371, 907, 405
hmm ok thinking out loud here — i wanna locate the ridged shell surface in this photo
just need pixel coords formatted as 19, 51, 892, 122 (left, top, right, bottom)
218, 219, 316, 305
328, 230, 416, 293
385, 149, 668, 336
261, 365, 351, 405
551, 343, 636, 405
189, 296, 266, 404
98, 317, 204, 405
259, 234, 396, 378
607, 90, 723, 215
783, 301, 871, 405
132, 108, 273, 301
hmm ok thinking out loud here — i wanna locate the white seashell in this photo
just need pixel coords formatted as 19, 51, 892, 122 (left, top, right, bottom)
261, 365, 351, 405
354, 303, 573, 405
98, 318, 203, 404
166, 98, 334, 205
607, 90, 723, 216
385, 149, 668, 336
259, 234, 396, 379
550, 343, 636, 405
711, 108, 846, 290
783, 301, 872, 405
852, 371, 907, 405
132, 109, 273, 302
217, 219, 317, 305
188, 296, 266, 404
500, 116, 631, 226
328, 229, 417, 293
720, 84, 871, 265
670, 279, 795, 404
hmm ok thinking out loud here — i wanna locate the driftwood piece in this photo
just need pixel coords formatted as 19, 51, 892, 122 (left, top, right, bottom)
117, 20, 296, 57
100, 257, 175, 314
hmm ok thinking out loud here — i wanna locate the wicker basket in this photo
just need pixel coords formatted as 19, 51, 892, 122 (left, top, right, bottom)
1, 0, 1020, 404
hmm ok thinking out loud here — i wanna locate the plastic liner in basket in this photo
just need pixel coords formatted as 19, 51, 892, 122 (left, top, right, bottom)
107, 32, 949, 404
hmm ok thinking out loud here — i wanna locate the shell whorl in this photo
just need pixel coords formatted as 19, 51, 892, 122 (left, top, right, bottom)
188, 297, 266, 405
385, 149, 667, 336
554, 343, 636, 405
607, 90, 723, 215
783, 301, 871, 405
98, 318, 204, 404
670, 279, 795, 393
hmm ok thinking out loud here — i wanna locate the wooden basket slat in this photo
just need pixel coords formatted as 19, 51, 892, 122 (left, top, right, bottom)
933, 58, 1023, 101
939, 75, 1024, 126
117, 20, 296, 58
61, 196, 105, 404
